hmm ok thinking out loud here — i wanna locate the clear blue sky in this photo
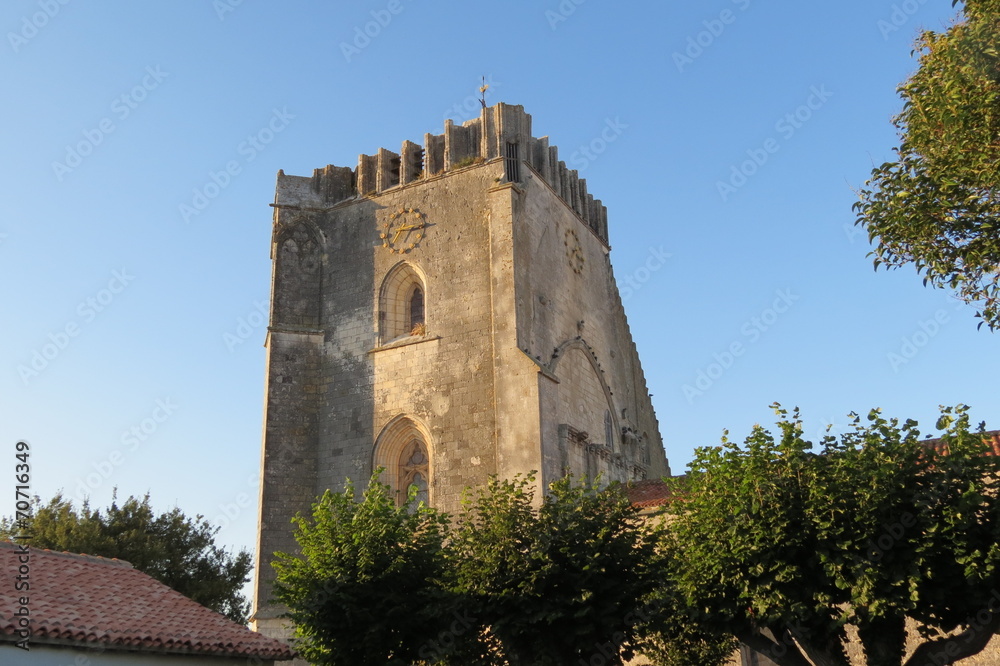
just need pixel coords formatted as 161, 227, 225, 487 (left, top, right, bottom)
2, 0, 996, 598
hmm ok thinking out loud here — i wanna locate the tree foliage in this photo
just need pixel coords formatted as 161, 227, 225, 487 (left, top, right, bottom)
0, 493, 252, 623
449, 475, 661, 666
639, 507, 740, 666
272, 474, 453, 666
855, 0, 1000, 329
666, 403, 1000, 666
273, 473, 683, 666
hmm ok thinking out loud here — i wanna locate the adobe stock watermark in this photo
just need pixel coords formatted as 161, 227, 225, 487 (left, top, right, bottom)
340, 0, 410, 63
569, 117, 628, 172
545, 0, 586, 30
223, 300, 268, 352
212, 0, 246, 21
443, 75, 501, 124
7, 0, 72, 53
576, 603, 656, 666
716, 84, 833, 202
843, 219, 866, 244
886, 309, 950, 373
17, 269, 136, 386
619, 246, 672, 301
929, 589, 1000, 666
816, 416, 848, 440
178, 107, 294, 223
855, 512, 916, 565
877, 0, 930, 41
417, 611, 477, 663
760, 618, 811, 662
672, 0, 752, 73
71, 398, 179, 503
51, 66, 170, 182
212, 471, 259, 532
682, 288, 800, 403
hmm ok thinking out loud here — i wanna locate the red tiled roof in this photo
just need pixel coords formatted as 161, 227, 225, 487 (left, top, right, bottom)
921, 430, 1000, 457
625, 478, 677, 509
0, 541, 294, 660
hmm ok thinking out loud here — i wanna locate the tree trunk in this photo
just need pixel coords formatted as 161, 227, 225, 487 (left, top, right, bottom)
857, 615, 906, 666
903, 613, 1000, 666
736, 628, 813, 666
786, 624, 851, 666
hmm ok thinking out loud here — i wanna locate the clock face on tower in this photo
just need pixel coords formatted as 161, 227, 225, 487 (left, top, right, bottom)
565, 228, 585, 274
380, 207, 426, 254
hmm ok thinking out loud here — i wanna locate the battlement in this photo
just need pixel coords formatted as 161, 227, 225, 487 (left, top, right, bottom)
277, 102, 609, 243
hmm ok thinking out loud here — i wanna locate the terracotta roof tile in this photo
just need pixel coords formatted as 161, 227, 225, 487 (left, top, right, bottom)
921, 430, 1000, 457
0, 541, 294, 660
625, 478, 678, 509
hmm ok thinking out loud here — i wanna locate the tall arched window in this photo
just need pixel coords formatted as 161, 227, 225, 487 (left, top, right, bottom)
605, 410, 614, 451
378, 262, 427, 343
373, 416, 433, 506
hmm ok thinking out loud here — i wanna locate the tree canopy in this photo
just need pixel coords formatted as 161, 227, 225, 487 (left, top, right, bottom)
273, 473, 682, 666
666, 404, 1000, 666
449, 475, 661, 666
0, 493, 252, 623
272, 475, 453, 666
855, 0, 1000, 329
272, 404, 1000, 666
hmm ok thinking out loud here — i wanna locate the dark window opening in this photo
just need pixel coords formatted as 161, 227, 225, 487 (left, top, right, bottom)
505, 142, 521, 183
409, 287, 425, 333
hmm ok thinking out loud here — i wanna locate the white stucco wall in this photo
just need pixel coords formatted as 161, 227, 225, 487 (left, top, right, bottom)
0, 643, 277, 666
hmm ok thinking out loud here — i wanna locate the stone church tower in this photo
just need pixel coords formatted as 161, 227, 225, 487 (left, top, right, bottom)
252, 103, 670, 637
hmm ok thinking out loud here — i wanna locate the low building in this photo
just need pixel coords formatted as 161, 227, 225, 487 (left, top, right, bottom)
0, 541, 294, 665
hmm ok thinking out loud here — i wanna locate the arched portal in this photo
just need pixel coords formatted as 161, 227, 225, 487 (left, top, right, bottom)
372, 416, 433, 505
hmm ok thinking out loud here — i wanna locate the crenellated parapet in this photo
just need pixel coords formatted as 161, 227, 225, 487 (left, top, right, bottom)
277, 102, 609, 243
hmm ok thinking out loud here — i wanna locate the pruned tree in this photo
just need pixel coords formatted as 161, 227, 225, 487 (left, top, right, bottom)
448, 475, 661, 666
855, 0, 1000, 329
666, 403, 1000, 666
272, 473, 453, 666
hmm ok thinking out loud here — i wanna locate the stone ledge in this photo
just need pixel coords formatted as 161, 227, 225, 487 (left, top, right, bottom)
368, 334, 441, 354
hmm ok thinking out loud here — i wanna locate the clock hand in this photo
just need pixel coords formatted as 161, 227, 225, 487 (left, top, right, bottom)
392, 223, 425, 243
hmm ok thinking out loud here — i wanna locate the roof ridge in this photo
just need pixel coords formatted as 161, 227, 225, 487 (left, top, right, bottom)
0, 540, 133, 568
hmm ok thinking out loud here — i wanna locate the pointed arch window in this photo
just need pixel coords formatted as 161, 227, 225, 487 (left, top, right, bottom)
373, 416, 433, 506
378, 262, 427, 343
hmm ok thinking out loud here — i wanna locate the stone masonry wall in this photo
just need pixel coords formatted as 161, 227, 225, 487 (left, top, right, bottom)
510, 164, 669, 487
312, 163, 507, 513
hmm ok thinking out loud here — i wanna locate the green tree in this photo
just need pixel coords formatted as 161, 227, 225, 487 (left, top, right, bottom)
666, 404, 1000, 666
855, 0, 1000, 329
272, 473, 453, 666
449, 475, 661, 666
638, 517, 739, 666
0, 493, 252, 623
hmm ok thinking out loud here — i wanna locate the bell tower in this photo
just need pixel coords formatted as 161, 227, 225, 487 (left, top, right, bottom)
252, 102, 670, 639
